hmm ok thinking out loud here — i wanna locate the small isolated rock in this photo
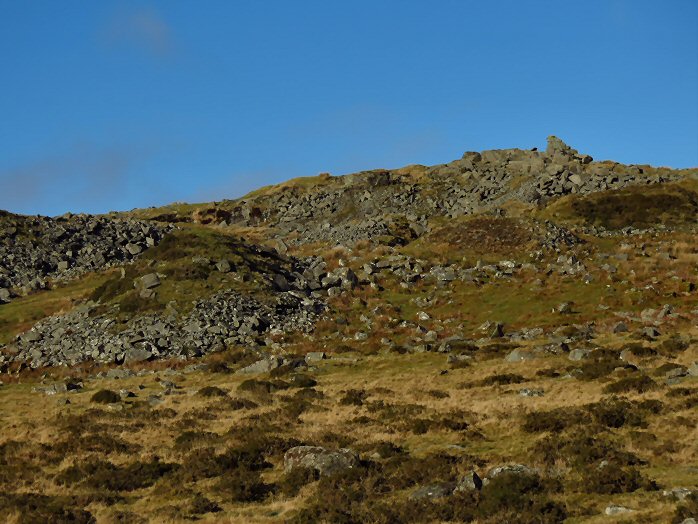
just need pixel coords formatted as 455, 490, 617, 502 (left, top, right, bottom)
106, 368, 136, 380
663, 487, 693, 501
490, 322, 505, 339
454, 471, 483, 493
447, 354, 471, 366
284, 446, 359, 477
604, 504, 633, 516
140, 273, 161, 289
666, 367, 688, 380
147, 394, 163, 407
159, 380, 178, 390
485, 464, 537, 484
216, 259, 232, 273
568, 348, 592, 361
32, 382, 68, 395
0, 288, 11, 303
613, 322, 628, 334
556, 302, 573, 314
424, 330, 438, 342
432, 267, 456, 281
519, 388, 544, 397
410, 482, 456, 500
643, 326, 661, 339
416, 311, 430, 321
139, 287, 156, 299
305, 351, 326, 363
688, 362, 698, 377
238, 356, 283, 374
505, 349, 538, 363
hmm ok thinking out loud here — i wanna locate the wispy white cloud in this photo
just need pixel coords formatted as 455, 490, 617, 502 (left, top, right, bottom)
103, 7, 174, 57
0, 143, 156, 215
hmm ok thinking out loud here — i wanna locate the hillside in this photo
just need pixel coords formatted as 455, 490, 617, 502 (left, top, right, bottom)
0, 136, 697, 523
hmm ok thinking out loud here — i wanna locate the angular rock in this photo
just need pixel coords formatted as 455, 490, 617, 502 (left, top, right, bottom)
284, 446, 359, 477
604, 504, 633, 516
216, 259, 232, 273
140, 273, 161, 289
125, 243, 143, 256
568, 348, 592, 361
238, 356, 284, 374
454, 471, 483, 492
123, 347, 153, 363
519, 388, 544, 397
485, 464, 537, 482
305, 351, 326, 363
505, 349, 538, 362
409, 482, 457, 500
663, 487, 693, 501
613, 322, 628, 334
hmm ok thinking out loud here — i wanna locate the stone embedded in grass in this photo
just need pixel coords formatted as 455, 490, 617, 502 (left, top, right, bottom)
455, 470, 483, 493
105, 368, 136, 379
447, 354, 471, 368
484, 464, 538, 484
505, 348, 538, 363
305, 351, 326, 363
663, 487, 693, 501
409, 482, 457, 500
519, 388, 544, 397
215, 259, 231, 273
604, 504, 633, 516
643, 326, 661, 339
0, 287, 11, 303
568, 348, 592, 361
613, 321, 629, 333
555, 301, 573, 314
139, 273, 161, 289
237, 356, 284, 374
489, 322, 505, 339
284, 446, 359, 477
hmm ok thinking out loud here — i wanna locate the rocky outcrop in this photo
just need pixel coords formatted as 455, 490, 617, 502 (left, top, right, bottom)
0, 213, 173, 301
212, 137, 689, 246
1, 254, 359, 369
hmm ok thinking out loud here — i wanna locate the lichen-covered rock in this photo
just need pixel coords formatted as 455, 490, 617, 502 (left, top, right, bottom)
283, 446, 359, 477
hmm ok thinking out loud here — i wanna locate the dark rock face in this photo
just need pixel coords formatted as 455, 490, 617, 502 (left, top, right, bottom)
0, 213, 173, 300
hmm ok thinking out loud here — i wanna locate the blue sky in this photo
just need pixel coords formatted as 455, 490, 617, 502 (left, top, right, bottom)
1, 1, 697, 216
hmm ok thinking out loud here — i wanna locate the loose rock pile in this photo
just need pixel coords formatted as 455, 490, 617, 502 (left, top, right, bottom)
0, 213, 173, 302
1, 257, 358, 369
